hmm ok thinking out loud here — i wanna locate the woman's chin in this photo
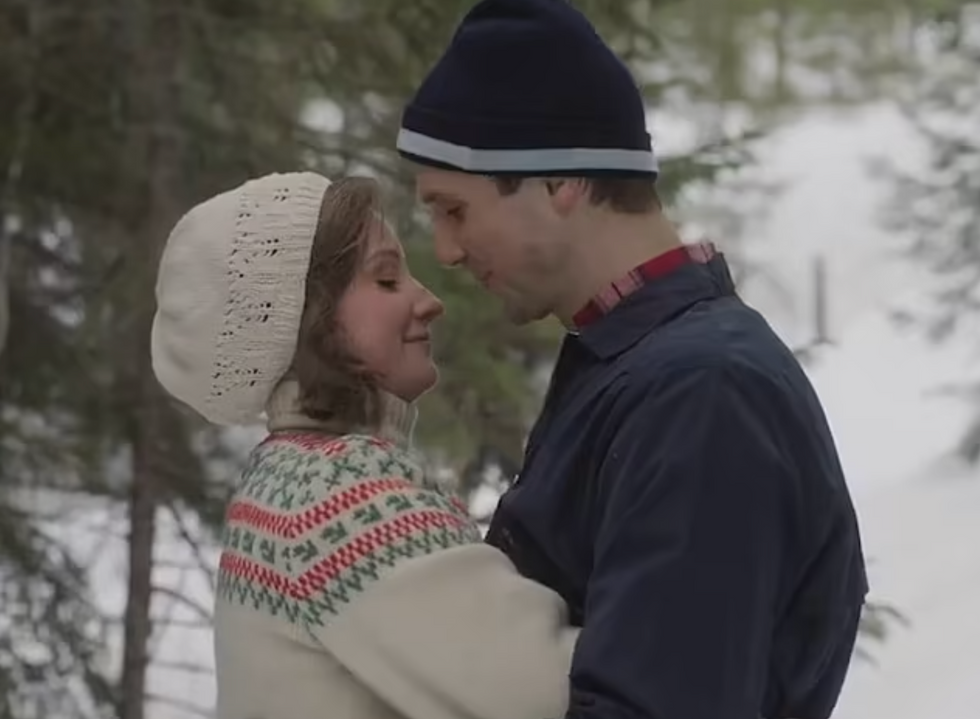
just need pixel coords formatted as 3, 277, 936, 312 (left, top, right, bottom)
385, 362, 440, 403
412, 362, 441, 399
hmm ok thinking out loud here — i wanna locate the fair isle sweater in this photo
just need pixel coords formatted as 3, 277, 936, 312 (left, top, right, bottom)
214, 385, 577, 719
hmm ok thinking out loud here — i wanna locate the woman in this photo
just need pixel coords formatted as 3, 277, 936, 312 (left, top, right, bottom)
151, 172, 577, 719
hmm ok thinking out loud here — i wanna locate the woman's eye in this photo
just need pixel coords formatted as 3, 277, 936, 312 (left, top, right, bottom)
377, 279, 399, 290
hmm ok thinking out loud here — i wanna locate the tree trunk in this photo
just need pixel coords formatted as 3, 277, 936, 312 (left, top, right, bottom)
0, 0, 42, 360
120, 407, 158, 719
117, 2, 184, 718
0, 238, 8, 358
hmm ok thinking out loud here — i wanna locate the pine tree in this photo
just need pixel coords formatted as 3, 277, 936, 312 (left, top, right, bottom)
882, 3, 980, 461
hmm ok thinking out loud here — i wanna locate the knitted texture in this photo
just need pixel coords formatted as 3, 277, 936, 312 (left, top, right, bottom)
397, 0, 657, 176
152, 172, 331, 426
216, 432, 482, 630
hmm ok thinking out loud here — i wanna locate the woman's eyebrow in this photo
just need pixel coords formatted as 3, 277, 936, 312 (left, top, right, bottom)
364, 247, 403, 267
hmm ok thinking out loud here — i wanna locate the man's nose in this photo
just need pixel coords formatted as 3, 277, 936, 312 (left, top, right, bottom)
432, 226, 465, 268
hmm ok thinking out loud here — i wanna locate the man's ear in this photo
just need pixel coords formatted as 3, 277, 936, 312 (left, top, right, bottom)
545, 178, 587, 217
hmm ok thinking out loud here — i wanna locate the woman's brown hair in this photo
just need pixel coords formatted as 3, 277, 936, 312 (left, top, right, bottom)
292, 176, 384, 429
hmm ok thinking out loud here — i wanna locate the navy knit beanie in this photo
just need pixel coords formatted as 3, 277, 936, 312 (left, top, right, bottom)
397, 0, 657, 178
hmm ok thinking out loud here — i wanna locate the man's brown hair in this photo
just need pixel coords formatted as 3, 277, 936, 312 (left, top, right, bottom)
291, 176, 385, 429
492, 176, 661, 214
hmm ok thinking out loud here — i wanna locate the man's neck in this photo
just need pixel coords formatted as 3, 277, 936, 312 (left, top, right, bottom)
554, 212, 683, 327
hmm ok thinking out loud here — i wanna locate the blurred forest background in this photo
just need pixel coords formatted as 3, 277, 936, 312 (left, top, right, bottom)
2, 0, 979, 717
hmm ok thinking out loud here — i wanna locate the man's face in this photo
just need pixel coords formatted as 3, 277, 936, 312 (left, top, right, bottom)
416, 168, 571, 325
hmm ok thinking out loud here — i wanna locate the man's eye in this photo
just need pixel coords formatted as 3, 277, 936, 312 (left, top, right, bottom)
445, 206, 464, 220
377, 279, 399, 290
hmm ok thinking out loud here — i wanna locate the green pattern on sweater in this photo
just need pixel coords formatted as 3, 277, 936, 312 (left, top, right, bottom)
216, 433, 482, 628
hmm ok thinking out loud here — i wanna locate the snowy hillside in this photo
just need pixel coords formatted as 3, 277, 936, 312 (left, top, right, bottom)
762, 104, 980, 718
30, 493, 220, 718
805, 312, 980, 719
833, 458, 980, 719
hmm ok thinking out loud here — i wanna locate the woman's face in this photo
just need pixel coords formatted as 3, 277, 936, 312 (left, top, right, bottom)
334, 217, 444, 401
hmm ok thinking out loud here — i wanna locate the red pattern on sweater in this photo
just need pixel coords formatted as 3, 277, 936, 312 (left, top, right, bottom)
220, 509, 470, 600
226, 476, 418, 539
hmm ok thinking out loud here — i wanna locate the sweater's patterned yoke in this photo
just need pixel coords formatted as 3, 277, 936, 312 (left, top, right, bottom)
216, 433, 481, 629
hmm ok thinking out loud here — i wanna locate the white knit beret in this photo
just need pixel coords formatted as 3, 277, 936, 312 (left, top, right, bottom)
151, 172, 331, 426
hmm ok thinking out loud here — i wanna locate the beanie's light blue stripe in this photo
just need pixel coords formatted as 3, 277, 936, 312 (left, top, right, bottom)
396, 129, 658, 174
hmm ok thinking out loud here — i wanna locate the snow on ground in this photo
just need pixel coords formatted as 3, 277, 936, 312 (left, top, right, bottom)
23, 492, 221, 718
804, 310, 980, 719
808, 308, 977, 496
760, 104, 980, 717
833, 458, 980, 719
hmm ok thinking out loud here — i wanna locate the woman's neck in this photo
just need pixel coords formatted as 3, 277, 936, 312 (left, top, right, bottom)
264, 379, 417, 447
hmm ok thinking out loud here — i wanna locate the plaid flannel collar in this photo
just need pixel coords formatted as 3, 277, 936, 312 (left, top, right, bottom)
571, 241, 718, 329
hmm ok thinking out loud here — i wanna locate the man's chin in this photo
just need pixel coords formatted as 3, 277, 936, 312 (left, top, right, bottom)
502, 298, 548, 326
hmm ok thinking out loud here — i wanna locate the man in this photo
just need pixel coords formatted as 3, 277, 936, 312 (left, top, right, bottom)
396, 1, 868, 718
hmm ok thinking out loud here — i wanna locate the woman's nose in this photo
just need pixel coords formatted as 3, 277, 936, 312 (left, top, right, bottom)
416, 284, 445, 322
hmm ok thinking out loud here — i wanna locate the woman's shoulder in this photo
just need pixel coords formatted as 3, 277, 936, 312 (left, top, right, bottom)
237, 431, 431, 503
225, 429, 477, 561
255, 430, 420, 466
218, 430, 481, 624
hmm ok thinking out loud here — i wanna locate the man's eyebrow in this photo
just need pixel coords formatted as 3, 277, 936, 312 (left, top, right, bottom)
419, 191, 462, 206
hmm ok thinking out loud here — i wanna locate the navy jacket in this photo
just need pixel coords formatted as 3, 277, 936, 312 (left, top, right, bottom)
485, 255, 867, 719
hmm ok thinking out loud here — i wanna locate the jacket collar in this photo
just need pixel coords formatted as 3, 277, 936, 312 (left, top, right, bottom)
575, 253, 737, 360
